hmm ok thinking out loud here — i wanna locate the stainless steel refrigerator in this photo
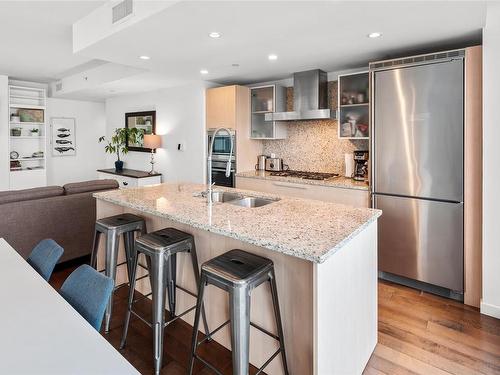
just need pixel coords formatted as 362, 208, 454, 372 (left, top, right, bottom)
371, 53, 464, 294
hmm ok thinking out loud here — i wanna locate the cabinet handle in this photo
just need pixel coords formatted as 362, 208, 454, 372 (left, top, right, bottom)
272, 182, 307, 190
122, 181, 129, 186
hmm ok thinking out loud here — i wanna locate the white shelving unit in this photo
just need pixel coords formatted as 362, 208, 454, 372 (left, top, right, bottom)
8, 84, 47, 189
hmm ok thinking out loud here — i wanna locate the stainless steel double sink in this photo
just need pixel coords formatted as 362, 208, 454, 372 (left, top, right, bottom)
209, 191, 279, 208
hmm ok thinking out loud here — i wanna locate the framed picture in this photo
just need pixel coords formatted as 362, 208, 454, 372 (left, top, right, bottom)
125, 110, 156, 152
51, 117, 76, 156
18, 108, 44, 123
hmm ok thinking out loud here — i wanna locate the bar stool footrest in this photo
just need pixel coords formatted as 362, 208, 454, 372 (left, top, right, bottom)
194, 322, 283, 375
130, 309, 153, 328
128, 291, 199, 330
192, 354, 224, 375
196, 320, 230, 347
256, 348, 282, 375
250, 321, 280, 341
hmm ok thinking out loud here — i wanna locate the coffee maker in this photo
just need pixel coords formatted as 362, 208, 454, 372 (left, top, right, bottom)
353, 151, 369, 181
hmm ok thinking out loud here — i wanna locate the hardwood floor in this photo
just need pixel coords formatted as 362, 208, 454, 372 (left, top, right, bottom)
51, 262, 500, 375
364, 281, 500, 375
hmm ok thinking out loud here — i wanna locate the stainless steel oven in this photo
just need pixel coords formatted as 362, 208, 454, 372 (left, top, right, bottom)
211, 160, 236, 187
207, 129, 236, 187
207, 128, 236, 158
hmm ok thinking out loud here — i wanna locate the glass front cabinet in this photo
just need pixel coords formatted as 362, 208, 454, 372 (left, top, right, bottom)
338, 71, 370, 139
250, 84, 287, 139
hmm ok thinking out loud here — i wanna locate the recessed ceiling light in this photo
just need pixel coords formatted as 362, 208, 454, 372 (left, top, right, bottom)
209, 32, 221, 39
268, 54, 278, 61
200, 69, 209, 74
232, 63, 239, 67
139, 55, 151, 60
367, 32, 382, 38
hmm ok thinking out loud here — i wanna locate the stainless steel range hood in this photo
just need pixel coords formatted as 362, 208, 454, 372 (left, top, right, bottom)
265, 69, 336, 121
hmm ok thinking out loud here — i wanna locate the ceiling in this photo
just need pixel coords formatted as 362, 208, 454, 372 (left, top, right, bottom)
0, 1, 104, 82
76, 1, 486, 87
0, 1, 488, 100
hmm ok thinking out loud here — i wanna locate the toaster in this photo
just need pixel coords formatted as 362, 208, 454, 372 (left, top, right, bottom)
265, 158, 289, 172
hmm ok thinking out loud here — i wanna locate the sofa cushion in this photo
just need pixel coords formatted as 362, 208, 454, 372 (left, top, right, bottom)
63, 179, 119, 195
0, 186, 64, 205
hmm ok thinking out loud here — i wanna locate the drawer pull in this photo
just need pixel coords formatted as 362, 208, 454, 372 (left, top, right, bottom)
122, 181, 129, 186
272, 182, 307, 190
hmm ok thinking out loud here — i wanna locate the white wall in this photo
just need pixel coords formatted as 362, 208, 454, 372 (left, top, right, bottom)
105, 82, 209, 184
46, 98, 106, 186
0, 75, 8, 191
482, 2, 500, 318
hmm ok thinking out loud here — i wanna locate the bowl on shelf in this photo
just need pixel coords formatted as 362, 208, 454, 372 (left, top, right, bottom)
32, 151, 44, 158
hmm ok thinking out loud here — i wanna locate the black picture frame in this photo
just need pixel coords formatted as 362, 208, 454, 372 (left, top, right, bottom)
125, 110, 156, 153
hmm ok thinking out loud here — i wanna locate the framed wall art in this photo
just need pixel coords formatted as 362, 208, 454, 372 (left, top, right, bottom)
51, 117, 76, 156
125, 110, 156, 152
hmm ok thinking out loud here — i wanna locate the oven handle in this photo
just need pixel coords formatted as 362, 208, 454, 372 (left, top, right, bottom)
212, 168, 236, 173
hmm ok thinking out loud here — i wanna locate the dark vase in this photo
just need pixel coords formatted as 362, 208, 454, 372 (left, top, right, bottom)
115, 160, 124, 172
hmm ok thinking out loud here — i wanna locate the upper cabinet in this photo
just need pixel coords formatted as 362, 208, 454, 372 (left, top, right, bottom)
250, 84, 287, 139
338, 71, 370, 139
205, 85, 261, 172
206, 85, 243, 129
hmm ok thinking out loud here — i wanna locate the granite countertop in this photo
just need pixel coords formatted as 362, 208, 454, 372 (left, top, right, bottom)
94, 183, 380, 263
236, 170, 370, 191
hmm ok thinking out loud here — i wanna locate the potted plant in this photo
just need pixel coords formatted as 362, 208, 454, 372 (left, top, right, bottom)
99, 127, 144, 172
29, 128, 39, 136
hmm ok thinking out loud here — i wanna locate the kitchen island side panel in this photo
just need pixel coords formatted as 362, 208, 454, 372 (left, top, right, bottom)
314, 220, 378, 375
96, 200, 314, 375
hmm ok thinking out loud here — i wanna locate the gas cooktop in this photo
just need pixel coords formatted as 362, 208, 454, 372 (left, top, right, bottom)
269, 170, 339, 181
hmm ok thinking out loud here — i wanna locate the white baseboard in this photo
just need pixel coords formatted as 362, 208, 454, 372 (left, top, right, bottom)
480, 300, 500, 319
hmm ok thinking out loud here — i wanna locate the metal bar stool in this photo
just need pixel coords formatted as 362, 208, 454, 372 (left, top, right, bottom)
90, 213, 147, 333
188, 249, 289, 375
119, 227, 210, 375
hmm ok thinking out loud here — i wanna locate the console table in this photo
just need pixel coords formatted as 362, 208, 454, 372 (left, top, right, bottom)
97, 168, 161, 189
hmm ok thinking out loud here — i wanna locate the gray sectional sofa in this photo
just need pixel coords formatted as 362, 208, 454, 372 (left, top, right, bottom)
0, 179, 118, 262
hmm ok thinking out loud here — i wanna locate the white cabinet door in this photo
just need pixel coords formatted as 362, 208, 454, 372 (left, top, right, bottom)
97, 173, 138, 189
236, 177, 370, 207
97, 172, 161, 189
137, 176, 161, 187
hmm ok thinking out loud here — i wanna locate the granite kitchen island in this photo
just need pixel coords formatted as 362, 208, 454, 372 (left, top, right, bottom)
94, 183, 381, 375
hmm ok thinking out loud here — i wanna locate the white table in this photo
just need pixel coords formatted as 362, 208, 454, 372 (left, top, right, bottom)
0, 238, 139, 375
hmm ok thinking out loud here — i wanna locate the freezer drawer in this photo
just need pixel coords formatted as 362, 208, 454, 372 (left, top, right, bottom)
374, 194, 463, 292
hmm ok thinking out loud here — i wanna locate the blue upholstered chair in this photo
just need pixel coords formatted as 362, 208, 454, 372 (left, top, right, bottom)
27, 239, 64, 281
60, 264, 114, 331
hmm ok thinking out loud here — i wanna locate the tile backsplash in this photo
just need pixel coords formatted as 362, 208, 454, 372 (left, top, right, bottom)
261, 81, 368, 174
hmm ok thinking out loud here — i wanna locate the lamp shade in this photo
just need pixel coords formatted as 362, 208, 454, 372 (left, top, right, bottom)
144, 134, 161, 149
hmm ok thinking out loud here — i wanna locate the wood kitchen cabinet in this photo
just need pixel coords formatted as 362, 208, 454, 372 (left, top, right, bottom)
205, 85, 261, 173
236, 176, 370, 208
206, 85, 248, 129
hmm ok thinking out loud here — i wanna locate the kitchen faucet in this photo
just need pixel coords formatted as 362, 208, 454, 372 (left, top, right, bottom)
206, 127, 234, 204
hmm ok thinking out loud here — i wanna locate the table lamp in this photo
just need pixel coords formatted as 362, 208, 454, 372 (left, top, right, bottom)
144, 134, 161, 174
